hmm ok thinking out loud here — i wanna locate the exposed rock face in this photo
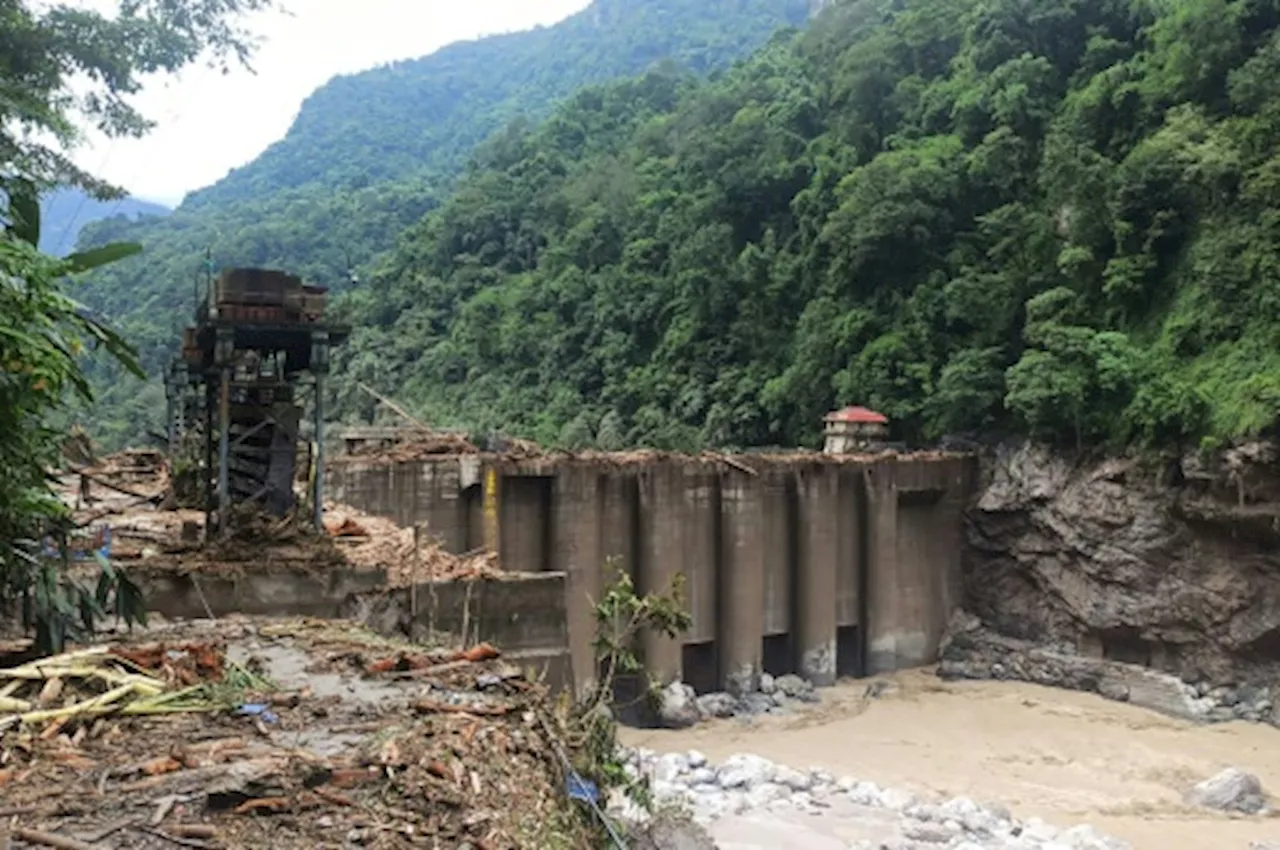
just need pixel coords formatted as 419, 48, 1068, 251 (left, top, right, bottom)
956, 440, 1280, 715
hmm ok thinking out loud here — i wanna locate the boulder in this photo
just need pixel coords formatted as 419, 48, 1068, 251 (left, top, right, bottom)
658, 682, 702, 729
696, 691, 738, 719
1184, 767, 1268, 814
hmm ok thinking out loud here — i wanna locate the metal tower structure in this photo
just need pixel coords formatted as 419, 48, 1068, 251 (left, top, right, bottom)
165, 268, 350, 537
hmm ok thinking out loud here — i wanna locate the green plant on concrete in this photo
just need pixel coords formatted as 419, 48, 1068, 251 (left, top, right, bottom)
590, 560, 692, 711
566, 560, 692, 817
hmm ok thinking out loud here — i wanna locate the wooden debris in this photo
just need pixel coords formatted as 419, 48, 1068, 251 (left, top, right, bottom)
11, 827, 96, 850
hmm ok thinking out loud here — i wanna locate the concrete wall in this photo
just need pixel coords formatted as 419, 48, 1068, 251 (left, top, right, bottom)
136, 565, 389, 620
328, 452, 974, 697
136, 564, 574, 694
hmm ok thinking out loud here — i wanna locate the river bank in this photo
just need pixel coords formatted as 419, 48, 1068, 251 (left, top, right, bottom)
620, 670, 1280, 849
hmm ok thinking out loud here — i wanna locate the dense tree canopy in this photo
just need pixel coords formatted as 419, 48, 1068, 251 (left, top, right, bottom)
323, 0, 1280, 453
69, 0, 817, 448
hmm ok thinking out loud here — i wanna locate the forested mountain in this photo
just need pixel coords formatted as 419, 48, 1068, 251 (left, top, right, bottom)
38, 188, 168, 256
332, 0, 1280, 452
71, 0, 815, 448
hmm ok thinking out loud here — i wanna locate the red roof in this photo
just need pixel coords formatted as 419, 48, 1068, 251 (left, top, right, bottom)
825, 406, 888, 425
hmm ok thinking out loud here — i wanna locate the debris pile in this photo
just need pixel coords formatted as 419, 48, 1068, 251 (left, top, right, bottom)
0, 618, 618, 849
54, 454, 508, 586
0, 644, 230, 734
322, 503, 502, 585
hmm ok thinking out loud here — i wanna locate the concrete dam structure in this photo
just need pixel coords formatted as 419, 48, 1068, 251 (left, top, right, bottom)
327, 450, 975, 697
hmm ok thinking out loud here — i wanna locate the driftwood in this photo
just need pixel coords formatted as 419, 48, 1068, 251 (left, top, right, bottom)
67, 467, 161, 503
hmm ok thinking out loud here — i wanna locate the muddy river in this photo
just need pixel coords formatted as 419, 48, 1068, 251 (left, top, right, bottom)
620, 670, 1280, 849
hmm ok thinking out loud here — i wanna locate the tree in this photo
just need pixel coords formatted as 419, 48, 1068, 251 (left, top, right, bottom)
1, 0, 271, 651
3, 0, 272, 197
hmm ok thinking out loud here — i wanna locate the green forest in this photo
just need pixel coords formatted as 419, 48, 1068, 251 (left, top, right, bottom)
69, 0, 814, 448
332, 0, 1280, 451
81, 0, 1280, 454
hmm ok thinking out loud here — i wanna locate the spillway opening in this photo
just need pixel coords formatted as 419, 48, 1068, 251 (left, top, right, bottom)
683, 641, 720, 695
762, 633, 795, 677
837, 625, 863, 678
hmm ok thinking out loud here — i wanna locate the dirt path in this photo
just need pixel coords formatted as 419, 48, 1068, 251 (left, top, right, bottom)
620, 670, 1280, 849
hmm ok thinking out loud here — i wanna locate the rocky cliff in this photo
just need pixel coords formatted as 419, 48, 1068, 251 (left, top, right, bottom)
942, 441, 1280, 725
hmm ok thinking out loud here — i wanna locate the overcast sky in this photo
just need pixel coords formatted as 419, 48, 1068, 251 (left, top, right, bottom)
70, 0, 591, 207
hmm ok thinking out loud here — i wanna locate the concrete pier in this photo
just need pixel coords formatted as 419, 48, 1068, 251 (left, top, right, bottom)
328, 450, 975, 697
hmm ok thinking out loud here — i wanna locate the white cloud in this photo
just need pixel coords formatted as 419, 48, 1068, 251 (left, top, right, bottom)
68, 0, 591, 206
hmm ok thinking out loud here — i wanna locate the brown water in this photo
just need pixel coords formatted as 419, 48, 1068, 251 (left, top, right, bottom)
621, 670, 1280, 850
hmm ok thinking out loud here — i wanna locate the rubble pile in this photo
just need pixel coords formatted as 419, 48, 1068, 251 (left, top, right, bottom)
55, 463, 504, 586
0, 618, 616, 850
344, 429, 482, 461
323, 504, 502, 585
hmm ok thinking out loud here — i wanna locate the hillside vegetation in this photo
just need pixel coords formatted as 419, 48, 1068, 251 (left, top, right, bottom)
70, 0, 815, 448
331, 0, 1280, 452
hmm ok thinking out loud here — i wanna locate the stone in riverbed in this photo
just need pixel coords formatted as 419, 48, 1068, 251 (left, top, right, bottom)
775, 673, 817, 701
716, 753, 776, 790
1184, 767, 1268, 814
658, 681, 702, 729
774, 765, 812, 792
652, 752, 689, 783
697, 691, 739, 719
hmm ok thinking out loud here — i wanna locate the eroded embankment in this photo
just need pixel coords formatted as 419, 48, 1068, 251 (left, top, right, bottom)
945, 441, 1280, 726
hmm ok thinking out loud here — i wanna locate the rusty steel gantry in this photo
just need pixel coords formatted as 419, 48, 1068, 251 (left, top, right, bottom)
164, 268, 350, 537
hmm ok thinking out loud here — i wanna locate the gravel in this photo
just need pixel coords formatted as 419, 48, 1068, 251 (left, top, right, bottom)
610, 748, 1135, 850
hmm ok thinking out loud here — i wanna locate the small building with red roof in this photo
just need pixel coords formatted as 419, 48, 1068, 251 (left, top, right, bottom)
823, 405, 889, 454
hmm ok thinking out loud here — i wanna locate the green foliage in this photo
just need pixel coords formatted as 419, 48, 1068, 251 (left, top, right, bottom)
70, 0, 815, 447
321, 0, 1280, 450
1, 0, 265, 650
573, 561, 691, 816
590, 561, 691, 697
1, 193, 152, 652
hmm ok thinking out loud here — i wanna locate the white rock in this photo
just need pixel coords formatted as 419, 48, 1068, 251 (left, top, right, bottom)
652, 752, 688, 783
836, 776, 857, 792
658, 681, 702, 728
716, 753, 776, 790
902, 820, 959, 843
846, 780, 882, 806
650, 779, 686, 803
905, 802, 943, 822
940, 796, 982, 818
687, 749, 707, 769
759, 672, 776, 694
744, 781, 789, 808
1184, 767, 1268, 814
775, 765, 813, 792
876, 786, 919, 811
689, 767, 716, 785
1021, 817, 1060, 841
1056, 824, 1133, 850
